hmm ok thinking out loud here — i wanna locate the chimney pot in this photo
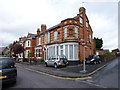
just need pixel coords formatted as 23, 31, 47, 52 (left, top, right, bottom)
37, 28, 40, 34
41, 24, 46, 32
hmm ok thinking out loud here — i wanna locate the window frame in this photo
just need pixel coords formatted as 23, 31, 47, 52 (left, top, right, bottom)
54, 31, 58, 41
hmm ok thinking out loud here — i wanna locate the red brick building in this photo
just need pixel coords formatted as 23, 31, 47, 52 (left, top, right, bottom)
34, 7, 96, 63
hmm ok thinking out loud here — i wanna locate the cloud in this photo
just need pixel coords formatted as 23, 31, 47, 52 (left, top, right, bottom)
0, 0, 118, 51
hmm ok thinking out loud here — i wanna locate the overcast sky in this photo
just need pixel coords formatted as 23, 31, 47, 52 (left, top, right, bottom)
0, 0, 118, 51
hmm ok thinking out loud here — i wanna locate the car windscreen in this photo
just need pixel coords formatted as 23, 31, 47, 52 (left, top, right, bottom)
0, 58, 15, 69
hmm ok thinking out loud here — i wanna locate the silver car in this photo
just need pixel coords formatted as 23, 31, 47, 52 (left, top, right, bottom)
44, 55, 68, 68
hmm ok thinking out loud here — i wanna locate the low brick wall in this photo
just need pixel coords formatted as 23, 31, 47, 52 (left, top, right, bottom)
100, 54, 117, 62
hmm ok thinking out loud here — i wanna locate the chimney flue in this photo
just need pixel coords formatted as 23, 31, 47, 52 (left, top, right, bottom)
37, 28, 40, 34
41, 24, 46, 32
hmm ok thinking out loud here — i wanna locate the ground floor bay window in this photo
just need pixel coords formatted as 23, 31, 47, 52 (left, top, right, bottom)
47, 42, 79, 61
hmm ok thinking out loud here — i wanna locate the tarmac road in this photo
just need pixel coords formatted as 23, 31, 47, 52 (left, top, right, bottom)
3, 65, 103, 89
2, 57, 119, 89
88, 57, 119, 88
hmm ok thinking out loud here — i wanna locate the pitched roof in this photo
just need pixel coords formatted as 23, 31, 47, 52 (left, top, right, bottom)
28, 33, 37, 39
36, 24, 60, 36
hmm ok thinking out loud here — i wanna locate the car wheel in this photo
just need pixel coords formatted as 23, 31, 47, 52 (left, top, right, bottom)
54, 63, 57, 69
45, 63, 48, 67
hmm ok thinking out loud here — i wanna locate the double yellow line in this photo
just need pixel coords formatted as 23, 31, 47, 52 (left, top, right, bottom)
17, 65, 92, 80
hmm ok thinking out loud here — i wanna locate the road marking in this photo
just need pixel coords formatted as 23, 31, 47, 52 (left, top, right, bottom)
81, 80, 107, 88
88, 64, 106, 76
17, 65, 92, 80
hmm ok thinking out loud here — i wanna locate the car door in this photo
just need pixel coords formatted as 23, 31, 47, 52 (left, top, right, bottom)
47, 57, 54, 66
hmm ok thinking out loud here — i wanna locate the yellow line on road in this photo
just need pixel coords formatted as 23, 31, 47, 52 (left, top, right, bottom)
17, 65, 92, 80
88, 64, 106, 75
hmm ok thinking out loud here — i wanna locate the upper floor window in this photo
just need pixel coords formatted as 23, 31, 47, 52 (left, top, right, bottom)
54, 31, 58, 41
86, 22, 89, 27
89, 35, 92, 42
38, 38, 41, 45
44, 34, 47, 44
48, 32, 50, 43
64, 28, 67, 39
80, 17, 83, 23
26, 40, 30, 47
74, 27, 78, 38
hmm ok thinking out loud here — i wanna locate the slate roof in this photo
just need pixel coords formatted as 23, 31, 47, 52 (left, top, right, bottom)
29, 33, 37, 39
36, 24, 60, 36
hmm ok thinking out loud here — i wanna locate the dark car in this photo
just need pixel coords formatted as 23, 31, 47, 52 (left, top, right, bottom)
44, 55, 68, 68
85, 55, 101, 64
0, 57, 17, 85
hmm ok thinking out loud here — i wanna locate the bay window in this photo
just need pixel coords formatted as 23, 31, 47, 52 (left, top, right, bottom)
47, 43, 79, 61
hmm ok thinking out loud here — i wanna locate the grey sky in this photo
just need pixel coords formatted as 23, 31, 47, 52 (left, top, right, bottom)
0, 0, 118, 51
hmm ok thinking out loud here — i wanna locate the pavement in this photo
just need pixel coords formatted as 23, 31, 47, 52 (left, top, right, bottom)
16, 60, 111, 78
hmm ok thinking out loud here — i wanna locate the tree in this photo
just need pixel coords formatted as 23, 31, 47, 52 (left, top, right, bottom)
12, 43, 24, 55
94, 37, 103, 49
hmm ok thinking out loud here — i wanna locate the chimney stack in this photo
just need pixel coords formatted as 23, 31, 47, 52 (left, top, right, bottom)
19, 37, 22, 41
37, 28, 40, 34
79, 7, 86, 14
41, 24, 46, 32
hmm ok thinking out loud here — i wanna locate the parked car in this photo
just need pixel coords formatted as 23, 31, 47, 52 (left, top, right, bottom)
44, 55, 68, 68
85, 55, 101, 64
0, 57, 17, 85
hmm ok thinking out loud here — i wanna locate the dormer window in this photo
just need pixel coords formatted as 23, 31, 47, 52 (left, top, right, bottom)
28, 41, 30, 46
26, 40, 30, 47
80, 17, 83, 23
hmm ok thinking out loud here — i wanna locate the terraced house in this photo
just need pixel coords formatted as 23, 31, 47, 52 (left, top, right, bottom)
34, 7, 96, 64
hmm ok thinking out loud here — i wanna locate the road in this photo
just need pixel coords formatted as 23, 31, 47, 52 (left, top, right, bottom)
88, 57, 119, 88
3, 57, 119, 89
3, 66, 102, 89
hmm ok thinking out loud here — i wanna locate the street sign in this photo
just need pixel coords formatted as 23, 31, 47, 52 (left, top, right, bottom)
81, 41, 86, 46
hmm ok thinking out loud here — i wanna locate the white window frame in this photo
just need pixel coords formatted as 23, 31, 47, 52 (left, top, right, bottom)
54, 31, 58, 41
47, 43, 79, 61
64, 28, 67, 39
48, 32, 50, 43
38, 38, 41, 45
80, 17, 83, 23
25, 40, 30, 47
86, 22, 89, 27
74, 27, 78, 38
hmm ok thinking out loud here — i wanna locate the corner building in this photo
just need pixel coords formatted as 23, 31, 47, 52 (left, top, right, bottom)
35, 7, 96, 64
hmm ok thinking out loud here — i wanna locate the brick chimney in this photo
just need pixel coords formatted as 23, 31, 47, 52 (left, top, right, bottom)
19, 37, 22, 41
79, 7, 86, 14
37, 28, 40, 34
79, 7, 87, 41
41, 24, 46, 32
